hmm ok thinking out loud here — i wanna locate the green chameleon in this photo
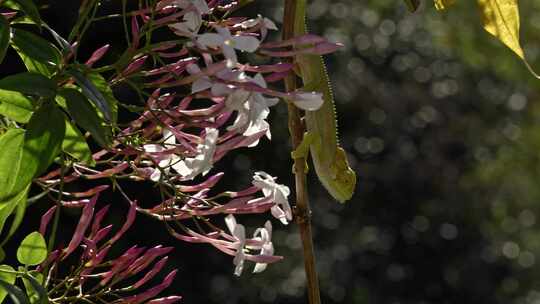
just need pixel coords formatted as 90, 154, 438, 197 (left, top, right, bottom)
290, 0, 356, 203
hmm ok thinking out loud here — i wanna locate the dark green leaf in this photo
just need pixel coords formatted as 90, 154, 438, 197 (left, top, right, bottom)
20, 272, 47, 304
0, 15, 9, 64
8, 0, 41, 26
57, 88, 111, 147
11, 29, 61, 76
62, 118, 95, 165
0, 89, 35, 123
0, 265, 16, 303
0, 249, 5, 263
0, 279, 29, 304
17, 231, 47, 266
404, 0, 421, 12
66, 68, 117, 123
23, 102, 65, 175
43, 23, 70, 52
0, 73, 56, 98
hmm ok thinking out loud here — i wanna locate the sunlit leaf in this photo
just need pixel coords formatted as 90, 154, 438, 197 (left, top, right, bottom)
434, 0, 455, 10
17, 231, 47, 266
0, 89, 34, 123
0, 129, 26, 202
0, 73, 56, 98
478, 0, 523, 58
62, 118, 95, 165
0, 15, 9, 64
0, 103, 65, 203
0, 185, 28, 247
477, 0, 540, 77
57, 88, 112, 148
0, 265, 16, 303
11, 29, 61, 76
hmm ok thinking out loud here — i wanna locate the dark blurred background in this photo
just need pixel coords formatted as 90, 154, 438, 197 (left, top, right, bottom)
7, 0, 540, 303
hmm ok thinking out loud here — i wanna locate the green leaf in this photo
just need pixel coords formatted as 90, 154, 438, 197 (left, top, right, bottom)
57, 88, 111, 148
0, 265, 16, 303
0, 103, 64, 207
66, 68, 117, 123
478, 0, 522, 58
0, 185, 29, 244
62, 118, 95, 165
0, 279, 29, 304
0, 129, 26, 202
0, 73, 56, 98
477, 0, 540, 77
0, 89, 35, 123
7, 0, 41, 26
0, 15, 9, 64
23, 102, 65, 175
19, 272, 47, 304
17, 231, 47, 266
2, 192, 27, 245
11, 29, 61, 76
0, 248, 5, 263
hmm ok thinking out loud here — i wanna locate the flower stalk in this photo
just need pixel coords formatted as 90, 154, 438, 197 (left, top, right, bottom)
282, 0, 322, 303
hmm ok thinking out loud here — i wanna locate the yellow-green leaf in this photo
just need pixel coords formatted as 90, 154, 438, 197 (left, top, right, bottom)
0, 265, 16, 303
434, 0, 455, 10
17, 231, 47, 266
62, 119, 95, 166
478, 0, 523, 59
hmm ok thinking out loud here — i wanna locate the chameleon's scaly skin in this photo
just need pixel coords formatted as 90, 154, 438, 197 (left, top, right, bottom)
293, 0, 356, 203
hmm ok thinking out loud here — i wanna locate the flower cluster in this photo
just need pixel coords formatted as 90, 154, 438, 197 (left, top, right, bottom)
37, 0, 341, 277
39, 193, 180, 303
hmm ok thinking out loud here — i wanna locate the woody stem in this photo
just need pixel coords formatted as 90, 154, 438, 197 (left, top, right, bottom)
283, 1, 322, 304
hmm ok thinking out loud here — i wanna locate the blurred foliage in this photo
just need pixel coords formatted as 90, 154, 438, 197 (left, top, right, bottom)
7, 0, 540, 303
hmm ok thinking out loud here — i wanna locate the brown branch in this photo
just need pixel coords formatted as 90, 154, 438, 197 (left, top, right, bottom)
282, 1, 322, 303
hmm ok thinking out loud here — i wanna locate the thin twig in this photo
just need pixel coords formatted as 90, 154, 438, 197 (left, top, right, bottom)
282, 1, 322, 304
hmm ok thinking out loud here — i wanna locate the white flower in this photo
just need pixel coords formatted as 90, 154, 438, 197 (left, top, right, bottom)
197, 26, 260, 68
143, 129, 180, 181
225, 215, 246, 276
167, 0, 209, 37
251, 221, 274, 273
252, 171, 292, 225
291, 91, 324, 111
237, 15, 278, 40
225, 74, 278, 145
173, 128, 218, 180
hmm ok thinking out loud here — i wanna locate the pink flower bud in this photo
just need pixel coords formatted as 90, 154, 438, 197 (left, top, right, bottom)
63, 193, 99, 260
86, 44, 110, 67
132, 256, 170, 289
39, 206, 57, 236
147, 296, 182, 304
123, 56, 148, 76
109, 200, 137, 245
